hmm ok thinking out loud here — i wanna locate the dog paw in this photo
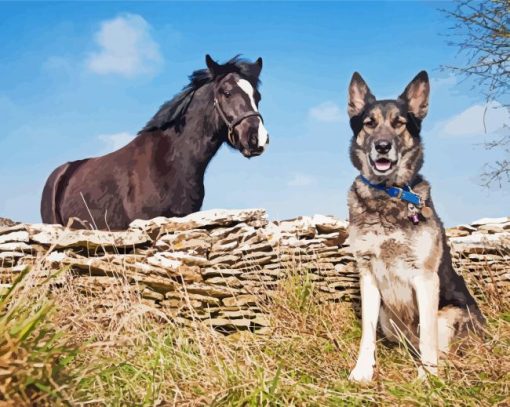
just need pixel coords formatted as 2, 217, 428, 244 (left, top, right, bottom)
349, 364, 374, 383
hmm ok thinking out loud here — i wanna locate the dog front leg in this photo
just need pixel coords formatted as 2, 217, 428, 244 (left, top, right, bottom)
413, 273, 439, 378
349, 268, 381, 383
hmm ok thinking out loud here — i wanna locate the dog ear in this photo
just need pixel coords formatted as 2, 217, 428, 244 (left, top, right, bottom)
348, 72, 376, 118
205, 54, 222, 76
399, 71, 430, 120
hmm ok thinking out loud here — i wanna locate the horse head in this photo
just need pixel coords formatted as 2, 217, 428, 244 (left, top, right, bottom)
206, 54, 269, 158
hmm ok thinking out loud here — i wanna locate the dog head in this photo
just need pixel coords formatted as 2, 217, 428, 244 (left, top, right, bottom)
347, 71, 430, 185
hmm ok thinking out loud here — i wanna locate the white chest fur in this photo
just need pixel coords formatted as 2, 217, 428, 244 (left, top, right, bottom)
349, 225, 437, 273
349, 225, 440, 317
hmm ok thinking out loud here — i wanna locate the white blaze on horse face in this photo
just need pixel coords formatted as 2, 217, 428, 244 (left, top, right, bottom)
237, 79, 268, 148
237, 79, 257, 111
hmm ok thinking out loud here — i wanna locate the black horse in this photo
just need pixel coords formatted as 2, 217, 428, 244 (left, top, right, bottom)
41, 55, 269, 230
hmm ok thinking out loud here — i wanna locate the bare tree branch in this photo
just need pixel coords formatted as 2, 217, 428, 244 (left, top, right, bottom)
441, 0, 510, 187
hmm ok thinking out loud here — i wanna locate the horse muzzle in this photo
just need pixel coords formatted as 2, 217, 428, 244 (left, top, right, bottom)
242, 145, 265, 158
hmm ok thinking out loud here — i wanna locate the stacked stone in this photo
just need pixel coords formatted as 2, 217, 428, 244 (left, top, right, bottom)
447, 216, 510, 301
128, 210, 354, 331
264, 215, 355, 303
132, 209, 273, 332
0, 210, 508, 333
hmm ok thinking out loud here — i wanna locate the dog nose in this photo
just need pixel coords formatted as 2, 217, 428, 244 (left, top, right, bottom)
375, 140, 392, 154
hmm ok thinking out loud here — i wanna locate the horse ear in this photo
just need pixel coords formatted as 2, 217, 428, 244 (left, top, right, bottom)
254, 57, 263, 76
243, 57, 263, 79
348, 72, 375, 118
205, 54, 221, 76
399, 71, 430, 120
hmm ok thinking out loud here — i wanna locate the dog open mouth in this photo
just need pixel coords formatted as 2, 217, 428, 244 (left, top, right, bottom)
369, 157, 395, 173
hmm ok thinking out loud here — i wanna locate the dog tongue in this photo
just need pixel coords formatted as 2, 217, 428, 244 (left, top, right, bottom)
375, 159, 391, 171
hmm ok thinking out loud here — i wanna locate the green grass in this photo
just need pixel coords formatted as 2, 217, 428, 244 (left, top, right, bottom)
0, 265, 508, 406
0, 268, 79, 405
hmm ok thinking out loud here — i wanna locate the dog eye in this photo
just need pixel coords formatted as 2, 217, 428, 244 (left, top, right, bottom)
364, 118, 377, 129
393, 118, 407, 128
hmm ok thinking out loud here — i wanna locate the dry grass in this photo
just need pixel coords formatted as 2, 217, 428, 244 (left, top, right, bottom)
0, 260, 508, 406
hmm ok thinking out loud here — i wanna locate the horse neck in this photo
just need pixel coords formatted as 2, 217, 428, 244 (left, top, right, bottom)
153, 85, 225, 179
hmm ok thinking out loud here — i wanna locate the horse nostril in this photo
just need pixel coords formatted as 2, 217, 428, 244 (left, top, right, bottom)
265, 134, 270, 144
375, 140, 392, 154
251, 131, 263, 147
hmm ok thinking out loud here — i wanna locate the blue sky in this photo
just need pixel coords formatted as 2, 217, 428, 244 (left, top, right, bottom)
0, 1, 508, 227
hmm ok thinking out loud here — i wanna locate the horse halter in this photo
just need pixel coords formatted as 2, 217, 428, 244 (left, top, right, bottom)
213, 92, 264, 145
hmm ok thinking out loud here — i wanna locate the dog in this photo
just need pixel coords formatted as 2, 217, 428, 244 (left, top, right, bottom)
346, 71, 485, 383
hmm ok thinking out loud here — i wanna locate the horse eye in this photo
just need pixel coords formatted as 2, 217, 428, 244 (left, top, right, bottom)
223, 90, 231, 97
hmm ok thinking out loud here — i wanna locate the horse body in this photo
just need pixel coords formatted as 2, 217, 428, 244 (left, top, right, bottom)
42, 129, 219, 230
41, 55, 268, 230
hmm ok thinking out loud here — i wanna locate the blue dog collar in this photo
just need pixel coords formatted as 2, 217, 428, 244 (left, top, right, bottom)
359, 175, 422, 206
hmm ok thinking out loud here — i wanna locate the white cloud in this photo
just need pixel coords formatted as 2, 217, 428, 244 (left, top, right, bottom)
98, 132, 135, 151
430, 74, 457, 91
42, 56, 72, 74
288, 173, 314, 187
87, 13, 163, 77
434, 101, 509, 137
309, 101, 345, 123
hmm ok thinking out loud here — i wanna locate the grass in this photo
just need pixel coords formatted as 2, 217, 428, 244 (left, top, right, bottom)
0, 268, 79, 405
0, 260, 508, 406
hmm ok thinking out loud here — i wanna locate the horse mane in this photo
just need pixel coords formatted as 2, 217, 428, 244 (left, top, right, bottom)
141, 56, 261, 133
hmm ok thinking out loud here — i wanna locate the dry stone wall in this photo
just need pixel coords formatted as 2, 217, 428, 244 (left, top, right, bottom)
0, 209, 508, 333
